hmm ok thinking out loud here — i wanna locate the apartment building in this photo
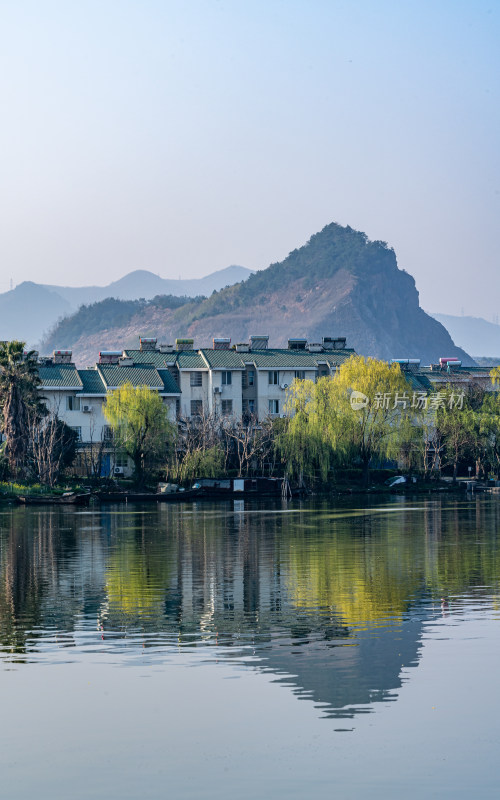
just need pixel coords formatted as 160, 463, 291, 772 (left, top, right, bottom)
37, 335, 355, 476
391, 357, 496, 394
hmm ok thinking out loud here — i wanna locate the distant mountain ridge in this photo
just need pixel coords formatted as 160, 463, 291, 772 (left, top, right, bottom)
44, 222, 474, 367
430, 313, 500, 358
0, 265, 253, 346
42, 265, 252, 307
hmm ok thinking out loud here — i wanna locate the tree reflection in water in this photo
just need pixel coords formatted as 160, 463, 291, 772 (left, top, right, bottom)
1, 497, 499, 717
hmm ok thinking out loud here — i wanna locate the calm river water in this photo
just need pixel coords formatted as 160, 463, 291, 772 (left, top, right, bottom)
1, 495, 499, 798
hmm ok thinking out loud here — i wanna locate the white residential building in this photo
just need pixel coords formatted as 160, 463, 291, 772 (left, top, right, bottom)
37, 335, 355, 476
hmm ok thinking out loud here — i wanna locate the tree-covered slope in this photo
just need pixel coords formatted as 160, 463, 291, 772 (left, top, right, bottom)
42, 295, 204, 353
44, 222, 474, 366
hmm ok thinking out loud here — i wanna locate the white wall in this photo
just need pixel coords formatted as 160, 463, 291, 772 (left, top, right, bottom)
43, 391, 178, 440
42, 391, 108, 443
162, 396, 177, 423
255, 368, 317, 419
209, 370, 243, 419
178, 371, 209, 418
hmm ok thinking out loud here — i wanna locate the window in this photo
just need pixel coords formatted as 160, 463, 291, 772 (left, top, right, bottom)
268, 400, 279, 415
191, 399, 203, 416
190, 372, 202, 387
66, 395, 80, 411
221, 399, 233, 415
221, 371, 232, 385
103, 426, 113, 442
248, 399, 255, 414
294, 371, 306, 380
70, 426, 82, 442
115, 453, 128, 468
268, 371, 279, 385
248, 370, 255, 386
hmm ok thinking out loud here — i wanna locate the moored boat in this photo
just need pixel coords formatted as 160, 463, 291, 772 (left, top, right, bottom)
96, 488, 201, 503
17, 492, 91, 506
192, 476, 284, 498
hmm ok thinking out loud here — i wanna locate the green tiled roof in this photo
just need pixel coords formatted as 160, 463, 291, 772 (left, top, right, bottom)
123, 349, 177, 367
157, 369, 181, 394
121, 346, 357, 371
176, 351, 206, 369
467, 366, 495, 374
98, 365, 164, 389
77, 369, 107, 394
200, 349, 245, 368
245, 348, 355, 369
242, 349, 315, 368
321, 350, 356, 368
405, 372, 432, 391
38, 364, 82, 388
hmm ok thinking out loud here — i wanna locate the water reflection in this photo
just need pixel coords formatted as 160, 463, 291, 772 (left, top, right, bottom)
1, 496, 500, 719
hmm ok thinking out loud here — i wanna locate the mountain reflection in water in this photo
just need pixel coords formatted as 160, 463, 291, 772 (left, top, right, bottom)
1, 496, 499, 720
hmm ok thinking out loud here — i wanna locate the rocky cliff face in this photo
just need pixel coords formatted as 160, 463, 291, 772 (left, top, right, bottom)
48, 223, 473, 366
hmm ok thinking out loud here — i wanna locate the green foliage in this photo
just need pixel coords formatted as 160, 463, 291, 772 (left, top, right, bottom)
176, 446, 225, 484
0, 451, 10, 481
278, 356, 416, 486
104, 382, 176, 485
0, 480, 88, 496
181, 222, 397, 324
435, 395, 475, 479
0, 340, 43, 478
40, 222, 401, 343
43, 295, 205, 350
491, 366, 500, 388
150, 294, 205, 309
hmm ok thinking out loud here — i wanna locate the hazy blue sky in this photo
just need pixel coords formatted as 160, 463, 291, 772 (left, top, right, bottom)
0, 0, 498, 317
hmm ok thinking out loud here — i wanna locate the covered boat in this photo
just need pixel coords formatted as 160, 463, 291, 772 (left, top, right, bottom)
17, 492, 91, 506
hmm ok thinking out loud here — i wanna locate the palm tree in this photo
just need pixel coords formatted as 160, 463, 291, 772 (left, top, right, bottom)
0, 341, 43, 477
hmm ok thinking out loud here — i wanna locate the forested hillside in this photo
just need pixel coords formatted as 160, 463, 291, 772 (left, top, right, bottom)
42, 295, 204, 352
44, 222, 473, 366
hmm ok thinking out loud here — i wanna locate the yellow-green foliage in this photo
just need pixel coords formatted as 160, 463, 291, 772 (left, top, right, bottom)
104, 382, 175, 481
284, 506, 500, 626
491, 366, 500, 388
281, 355, 415, 481
105, 539, 171, 618
178, 446, 224, 484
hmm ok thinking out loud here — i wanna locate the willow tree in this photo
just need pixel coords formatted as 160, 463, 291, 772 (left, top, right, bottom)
0, 340, 43, 477
491, 367, 500, 388
104, 383, 176, 486
479, 390, 500, 477
282, 355, 416, 486
276, 379, 333, 484
431, 386, 484, 481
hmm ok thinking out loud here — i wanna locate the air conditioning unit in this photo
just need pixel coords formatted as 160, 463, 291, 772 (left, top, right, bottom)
213, 386, 221, 394
82, 404, 93, 413
114, 467, 125, 476
280, 383, 289, 390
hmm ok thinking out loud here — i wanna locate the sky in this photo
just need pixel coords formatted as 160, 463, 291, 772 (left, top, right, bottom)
0, 0, 498, 317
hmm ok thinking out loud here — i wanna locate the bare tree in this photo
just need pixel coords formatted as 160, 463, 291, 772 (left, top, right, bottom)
81, 411, 109, 479
222, 415, 275, 477
26, 410, 77, 486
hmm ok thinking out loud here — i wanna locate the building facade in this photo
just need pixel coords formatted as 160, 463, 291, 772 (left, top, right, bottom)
37, 336, 355, 477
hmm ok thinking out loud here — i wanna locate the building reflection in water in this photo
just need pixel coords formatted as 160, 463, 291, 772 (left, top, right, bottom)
1, 496, 500, 718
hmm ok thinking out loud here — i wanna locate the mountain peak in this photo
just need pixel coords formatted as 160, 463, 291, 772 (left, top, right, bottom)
0, 265, 253, 346
41, 222, 473, 366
